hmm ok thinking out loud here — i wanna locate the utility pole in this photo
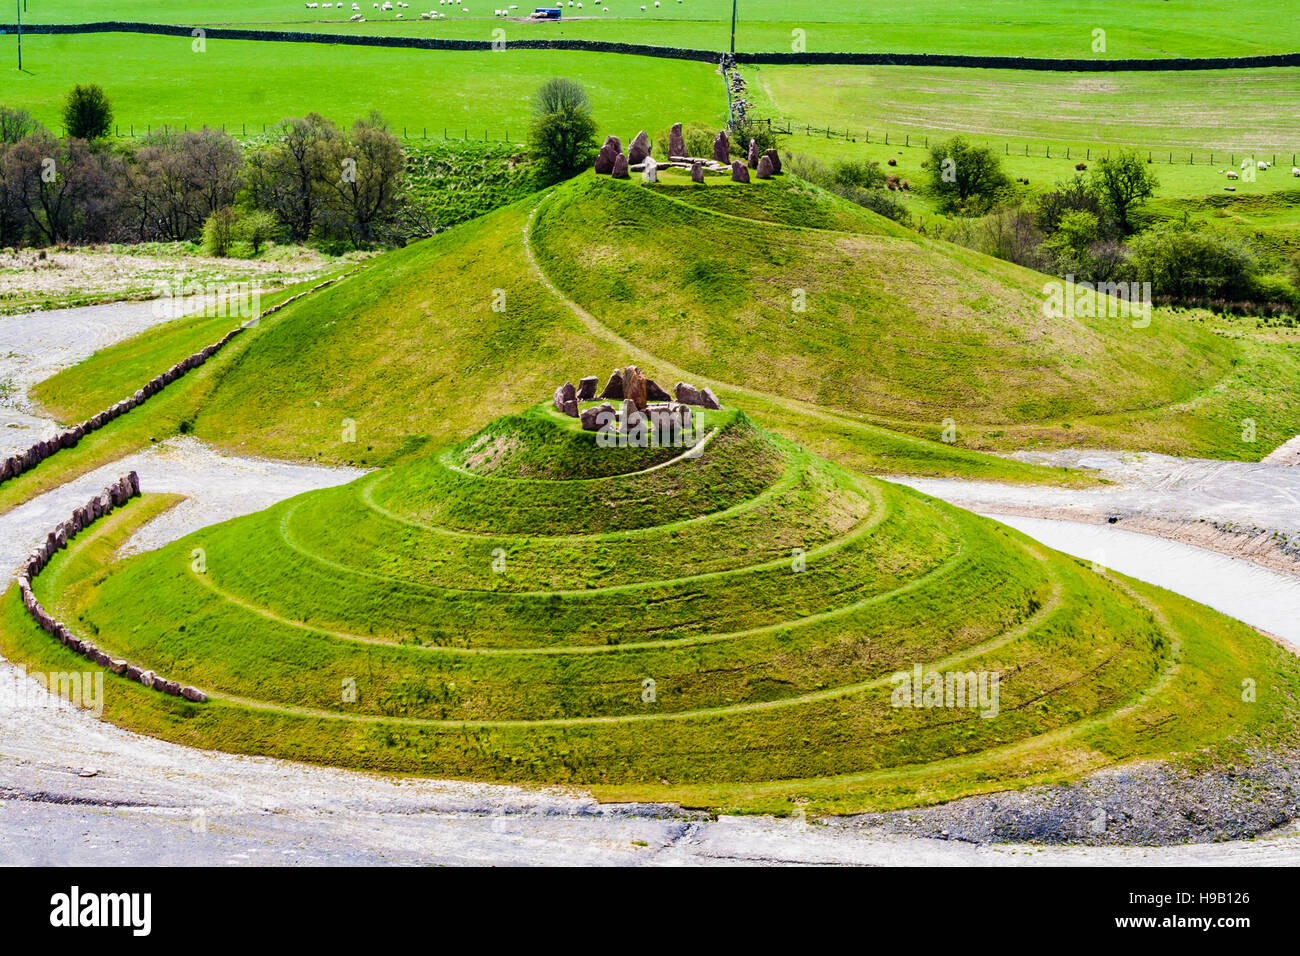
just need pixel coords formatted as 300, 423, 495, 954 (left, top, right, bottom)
729, 0, 736, 54
17, 0, 22, 71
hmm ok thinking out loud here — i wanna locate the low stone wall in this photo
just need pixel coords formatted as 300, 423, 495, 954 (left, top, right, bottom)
0, 270, 356, 488
14, 471, 208, 704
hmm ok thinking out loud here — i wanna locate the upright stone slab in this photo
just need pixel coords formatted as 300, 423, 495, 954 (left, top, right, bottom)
691, 160, 704, 184
668, 122, 686, 158
712, 130, 730, 164
599, 368, 625, 400
623, 366, 648, 410
731, 161, 750, 183
646, 379, 672, 401
674, 382, 703, 405
747, 139, 759, 169
581, 402, 615, 432
628, 130, 651, 165
642, 157, 658, 183
699, 387, 723, 410
764, 148, 782, 174
576, 376, 598, 401
594, 134, 622, 174
552, 382, 579, 417
611, 153, 629, 179
756, 155, 774, 179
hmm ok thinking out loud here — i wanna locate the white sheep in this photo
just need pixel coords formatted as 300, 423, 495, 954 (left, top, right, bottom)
1226, 170, 1239, 180
1258, 160, 1268, 170
1292, 166, 1300, 177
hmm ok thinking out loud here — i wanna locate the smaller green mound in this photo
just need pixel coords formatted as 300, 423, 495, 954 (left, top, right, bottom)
646, 178, 910, 236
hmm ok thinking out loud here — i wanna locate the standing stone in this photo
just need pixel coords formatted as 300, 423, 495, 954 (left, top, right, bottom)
748, 139, 760, 169
553, 382, 579, 417
628, 130, 651, 165
712, 130, 730, 164
756, 155, 774, 179
611, 154, 629, 180
699, 387, 722, 410
576, 376, 599, 401
764, 148, 782, 174
668, 122, 686, 158
594, 134, 622, 173
691, 160, 704, 184
731, 161, 750, 183
674, 381, 703, 405
646, 379, 672, 401
621, 399, 647, 442
623, 365, 648, 410
599, 368, 625, 400
642, 157, 658, 184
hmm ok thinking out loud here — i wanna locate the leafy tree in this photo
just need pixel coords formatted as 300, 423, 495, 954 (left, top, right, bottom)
926, 136, 1009, 213
62, 84, 114, 141
4, 133, 122, 243
1035, 173, 1106, 235
201, 207, 238, 257
1125, 223, 1256, 299
238, 210, 279, 254
1092, 150, 1158, 233
528, 78, 597, 183
246, 113, 340, 241
322, 112, 406, 246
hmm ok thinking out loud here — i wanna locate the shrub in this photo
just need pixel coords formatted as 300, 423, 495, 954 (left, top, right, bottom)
1035, 173, 1106, 235
1125, 223, 1256, 299
831, 160, 884, 190
727, 116, 778, 159
62, 84, 113, 141
0, 106, 43, 145
1092, 150, 1158, 233
201, 207, 238, 257
528, 78, 598, 184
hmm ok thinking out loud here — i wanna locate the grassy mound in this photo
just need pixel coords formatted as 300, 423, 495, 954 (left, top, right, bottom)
5, 406, 1297, 815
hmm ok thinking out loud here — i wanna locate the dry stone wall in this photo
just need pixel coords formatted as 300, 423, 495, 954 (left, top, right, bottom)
14, 471, 209, 704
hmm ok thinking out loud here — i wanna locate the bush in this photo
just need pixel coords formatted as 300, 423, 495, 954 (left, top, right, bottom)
528, 78, 598, 184
1093, 150, 1158, 233
727, 116, 779, 159
831, 160, 885, 190
926, 136, 1010, 214
782, 153, 909, 224
62, 84, 113, 141
1035, 173, 1106, 235
0, 106, 43, 145
201, 207, 238, 257
1125, 223, 1256, 300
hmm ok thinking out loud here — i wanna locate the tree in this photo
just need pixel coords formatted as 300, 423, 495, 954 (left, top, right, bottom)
1126, 223, 1256, 300
322, 112, 406, 246
4, 133, 122, 243
0, 106, 43, 145
201, 207, 238, 257
1092, 150, 1158, 233
239, 210, 279, 254
1034, 173, 1105, 235
62, 84, 114, 142
926, 136, 1009, 213
245, 113, 339, 241
528, 78, 597, 183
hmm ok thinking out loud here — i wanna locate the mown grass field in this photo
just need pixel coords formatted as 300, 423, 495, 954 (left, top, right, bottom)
0, 32, 723, 135
4, 407, 1298, 815
24, 0, 1300, 58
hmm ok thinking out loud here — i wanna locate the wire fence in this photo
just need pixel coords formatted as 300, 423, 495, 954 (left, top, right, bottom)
115, 122, 522, 144
763, 119, 1300, 168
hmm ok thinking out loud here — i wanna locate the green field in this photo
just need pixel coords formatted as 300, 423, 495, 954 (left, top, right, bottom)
5, 404, 1297, 814
22, 0, 1300, 58
1, 33, 724, 135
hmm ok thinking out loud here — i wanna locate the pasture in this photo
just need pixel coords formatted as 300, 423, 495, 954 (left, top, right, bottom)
20, 0, 1300, 58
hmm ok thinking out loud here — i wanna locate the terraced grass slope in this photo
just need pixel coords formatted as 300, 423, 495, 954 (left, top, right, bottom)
5, 407, 1298, 814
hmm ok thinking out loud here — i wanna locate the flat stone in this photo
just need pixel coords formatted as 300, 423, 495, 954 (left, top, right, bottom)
580, 402, 615, 433
181, 686, 208, 703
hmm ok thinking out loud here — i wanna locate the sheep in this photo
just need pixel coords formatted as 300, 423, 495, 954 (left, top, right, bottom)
1226, 170, 1239, 180
1292, 166, 1300, 177
1258, 160, 1268, 170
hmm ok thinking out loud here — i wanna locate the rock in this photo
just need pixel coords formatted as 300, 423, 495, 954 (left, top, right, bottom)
552, 382, 579, 417
691, 160, 704, 184
594, 134, 622, 174
699, 387, 722, 410
668, 122, 686, 158
712, 130, 730, 164
623, 365, 648, 410
139, 669, 156, 689
748, 139, 759, 169
181, 686, 208, 703
611, 153, 629, 180
576, 376, 598, 401
674, 381, 718, 407
756, 155, 774, 180
598, 368, 625, 400
109, 659, 128, 675
161, 680, 182, 696
628, 130, 651, 165
580, 402, 615, 432
642, 157, 658, 183
731, 161, 750, 183
621, 398, 647, 434
646, 379, 672, 401
764, 148, 782, 174
125, 665, 142, 682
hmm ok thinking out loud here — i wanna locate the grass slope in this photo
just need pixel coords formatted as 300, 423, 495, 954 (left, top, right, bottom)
4, 408, 1297, 815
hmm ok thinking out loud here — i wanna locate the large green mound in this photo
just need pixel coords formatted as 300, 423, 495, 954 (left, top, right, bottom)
33, 170, 1300, 472
8, 405, 1298, 814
